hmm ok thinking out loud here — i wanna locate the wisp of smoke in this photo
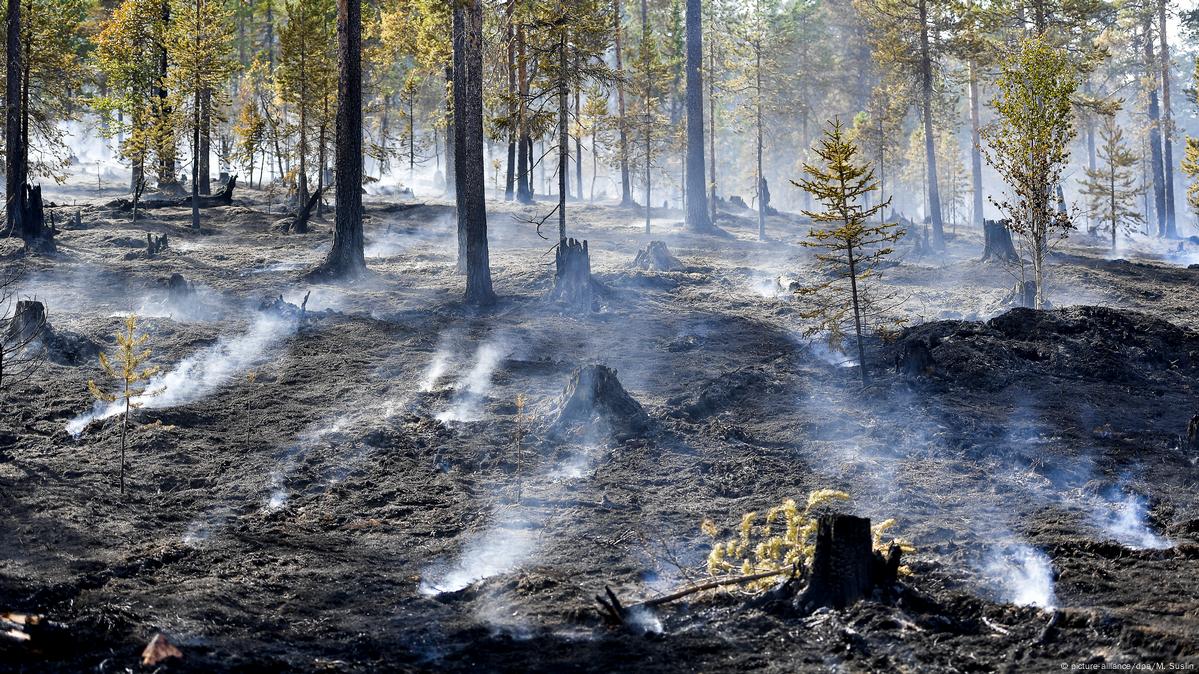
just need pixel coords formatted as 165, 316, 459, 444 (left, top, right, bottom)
1091, 490, 1172, 550
435, 339, 507, 423
418, 512, 537, 595
980, 542, 1057, 608
67, 314, 293, 436
420, 348, 452, 392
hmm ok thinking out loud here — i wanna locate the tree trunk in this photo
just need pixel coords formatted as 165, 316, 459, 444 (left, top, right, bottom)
614, 0, 632, 207
755, 49, 765, 241
685, 0, 711, 231
444, 64, 456, 199
792, 514, 900, 614
199, 89, 212, 195
158, 0, 175, 188
1158, 0, 1176, 237
516, 23, 532, 203
981, 219, 1018, 263
1142, 17, 1167, 237
968, 59, 984, 230
504, 0, 516, 201
315, 0, 366, 278
551, 238, 593, 310
4, 0, 22, 236
918, 0, 944, 249
575, 67, 583, 201
558, 29, 568, 242
453, 0, 495, 305
191, 0, 201, 233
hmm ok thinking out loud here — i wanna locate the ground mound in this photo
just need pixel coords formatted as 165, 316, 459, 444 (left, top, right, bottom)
890, 306, 1199, 391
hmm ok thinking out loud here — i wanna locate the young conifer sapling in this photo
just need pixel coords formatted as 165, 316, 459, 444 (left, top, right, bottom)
88, 314, 160, 494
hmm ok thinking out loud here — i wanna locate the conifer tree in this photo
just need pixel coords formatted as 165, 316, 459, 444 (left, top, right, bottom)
629, 0, 670, 233
88, 314, 160, 494
164, 0, 237, 230
1182, 134, 1199, 219
276, 0, 335, 209
792, 119, 904, 387
982, 35, 1077, 310
1080, 116, 1144, 249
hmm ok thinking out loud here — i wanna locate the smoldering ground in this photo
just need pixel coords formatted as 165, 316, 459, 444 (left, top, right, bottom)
3, 190, 1199, 672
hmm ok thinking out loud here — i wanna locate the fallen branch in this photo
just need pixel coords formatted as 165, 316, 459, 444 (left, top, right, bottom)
597, 566, 799, 625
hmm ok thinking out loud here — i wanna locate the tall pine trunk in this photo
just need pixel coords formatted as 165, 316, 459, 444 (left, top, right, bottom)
1158, 0, 1176, 237
685, 0, 710, 231
317, 0, 365, 277
453, 0, 495, 305
504, 0, 515, 201
755, 48, 764, 240
444, 65, 456, 199
1142, 16, 1166, 237
199, 89, 211, 194
190, 0, 200, 230
968, 59, 984, 230
558, 25, 568, 241
918, 0, 943, 248
614, 0, 632, 206
516, 23, 532, 203
159, 0, 175, 188
4, 0, 22, 235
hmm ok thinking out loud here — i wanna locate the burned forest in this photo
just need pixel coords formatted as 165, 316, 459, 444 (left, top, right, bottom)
4, 0, 1199, 670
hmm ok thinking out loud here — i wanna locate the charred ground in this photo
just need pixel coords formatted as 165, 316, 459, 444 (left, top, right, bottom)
2, 188, 1198, 672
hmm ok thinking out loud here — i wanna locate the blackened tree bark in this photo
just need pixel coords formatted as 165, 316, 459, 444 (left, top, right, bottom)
158, 0, 175, 188
516, 22, 533, 203
684, 0, 712, 232
557, 25, 568, 241
1141, 16, 1166, 236
190, 0, 201, 230
5, 0, 22, 235
453, 0, 495, 306
444, 64, 456, 199
574, 61, 583, 201
918, 0, 943, 249
1158, 0, 1176, 237
504, 0, 515, 201
315, 0, 366, 278
199, 89, 211, 194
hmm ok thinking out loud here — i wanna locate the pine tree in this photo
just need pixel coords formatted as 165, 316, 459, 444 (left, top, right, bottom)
1081, 116, 1145, 249
1182, 134, 1199, 219
88, 314, 161, 494
276, 0, 335, 209
164, 0, 238, 229
981, 35, 1077, 310
792, 119, 904, 387
628, 0, 670, 233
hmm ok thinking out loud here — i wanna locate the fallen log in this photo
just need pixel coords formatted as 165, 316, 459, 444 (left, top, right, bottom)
108, 176, 237, 211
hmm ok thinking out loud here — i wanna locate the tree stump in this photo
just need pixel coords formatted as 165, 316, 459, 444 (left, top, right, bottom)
550, 238, 594, 311
167, 273, 194, 303
1005, 279, 1038, 309
1186, 414, 1199, 452
5, 300, 46, 345
291, 186, 322, 234
6, 184, 57, 254
895, 339, 935, 378
146, 233, 168, 258
794, 514, 901, 614
981, 219, 1019, 263
630, 241, 683, 272
729, 195, 749, 210
552, 364, 650, 438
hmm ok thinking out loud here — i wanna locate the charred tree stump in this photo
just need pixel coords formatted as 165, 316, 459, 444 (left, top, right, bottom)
895, 339, 935, 377
7, 184, 57, 254
5, 300, 46, 345
1186, 414, 1199, 452
552, 364, 650, 437
146, 233, 168, 257
550, 238, 594, 311
793, 514, 900, 614
1005, 279, 1038, 309
167, 273, 194, 303
291, 186, 322, 234
981, 219, 1019, 263
630, 241, 683, 272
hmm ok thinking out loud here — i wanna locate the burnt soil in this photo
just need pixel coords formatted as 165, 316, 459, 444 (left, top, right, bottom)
2, 187, 1198, 672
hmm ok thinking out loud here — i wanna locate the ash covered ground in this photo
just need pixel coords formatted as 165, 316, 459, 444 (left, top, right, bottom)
2, 183, 1199, 672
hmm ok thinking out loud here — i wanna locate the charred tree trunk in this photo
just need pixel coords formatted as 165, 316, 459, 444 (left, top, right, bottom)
314, 0, 366, 278
793, 514, 900, 614
515, 23, 532, 204
291, 186, 321, 234
558, 25, 568, 241
504, 0, 516, 201
918, 0, 944, 249
453, 0, 495, 306
5, 0, 21, 237
199, 89, 212, 195
1158, 0, 1176, 237
5, 299, 44, 345
614, 0, 632, 207
1142, 17, 1167, 237
444, 64, 456, 200
551, 238, 593, 311
111, 176, 236, 210
981, 219, 1018, 263
684, 0, 712, 232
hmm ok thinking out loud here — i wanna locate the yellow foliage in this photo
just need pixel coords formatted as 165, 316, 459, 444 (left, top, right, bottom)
89, 314, 161, 410
704, 489, 913, 590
